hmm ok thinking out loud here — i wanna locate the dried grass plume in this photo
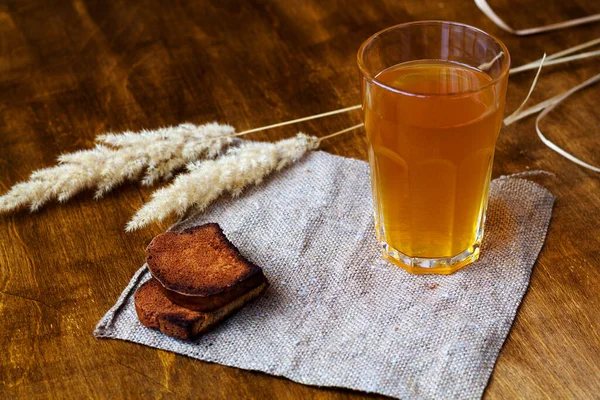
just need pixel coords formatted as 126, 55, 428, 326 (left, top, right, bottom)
126, 133, 319, 231
0, 123, 234, 212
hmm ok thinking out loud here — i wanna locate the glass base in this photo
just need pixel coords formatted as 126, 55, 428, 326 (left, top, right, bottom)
379, 237, 482, 275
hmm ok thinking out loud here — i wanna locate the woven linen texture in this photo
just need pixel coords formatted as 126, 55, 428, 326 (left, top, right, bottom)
96, 151, 555, 400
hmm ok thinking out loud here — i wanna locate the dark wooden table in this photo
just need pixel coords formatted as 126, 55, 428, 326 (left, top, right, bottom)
1, 0, 599, 398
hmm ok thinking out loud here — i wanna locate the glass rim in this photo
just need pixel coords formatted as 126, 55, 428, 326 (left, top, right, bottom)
357, 20, 511, 98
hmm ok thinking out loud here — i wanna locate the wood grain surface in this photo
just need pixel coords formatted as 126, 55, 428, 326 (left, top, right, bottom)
1, 0, 599, 398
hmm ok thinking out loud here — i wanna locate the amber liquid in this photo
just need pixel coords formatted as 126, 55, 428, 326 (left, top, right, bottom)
365, 60, 506, 264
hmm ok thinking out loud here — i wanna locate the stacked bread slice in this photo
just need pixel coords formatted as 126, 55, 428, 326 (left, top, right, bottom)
135, 223, 268, 340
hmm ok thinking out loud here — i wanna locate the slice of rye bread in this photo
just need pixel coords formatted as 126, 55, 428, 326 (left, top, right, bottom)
146, 223, 265, 311
135, 278, 269, 340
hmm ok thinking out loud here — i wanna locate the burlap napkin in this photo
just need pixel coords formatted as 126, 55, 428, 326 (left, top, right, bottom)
95, 151, 554, 400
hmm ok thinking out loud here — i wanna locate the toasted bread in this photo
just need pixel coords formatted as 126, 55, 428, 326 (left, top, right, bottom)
146, 223, 265, 311
135, 278, 268, 340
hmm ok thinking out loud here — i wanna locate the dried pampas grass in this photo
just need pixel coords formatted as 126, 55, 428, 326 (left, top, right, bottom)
0, 123, 234, 213
0, 117, 360, 230
126, 134, 319, 231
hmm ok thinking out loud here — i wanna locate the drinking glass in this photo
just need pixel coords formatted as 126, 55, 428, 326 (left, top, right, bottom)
358, 21, 510, 274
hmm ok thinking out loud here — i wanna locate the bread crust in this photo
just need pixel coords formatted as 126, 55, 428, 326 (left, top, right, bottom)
146, 223, 265, 311
135, 278, 268, 340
